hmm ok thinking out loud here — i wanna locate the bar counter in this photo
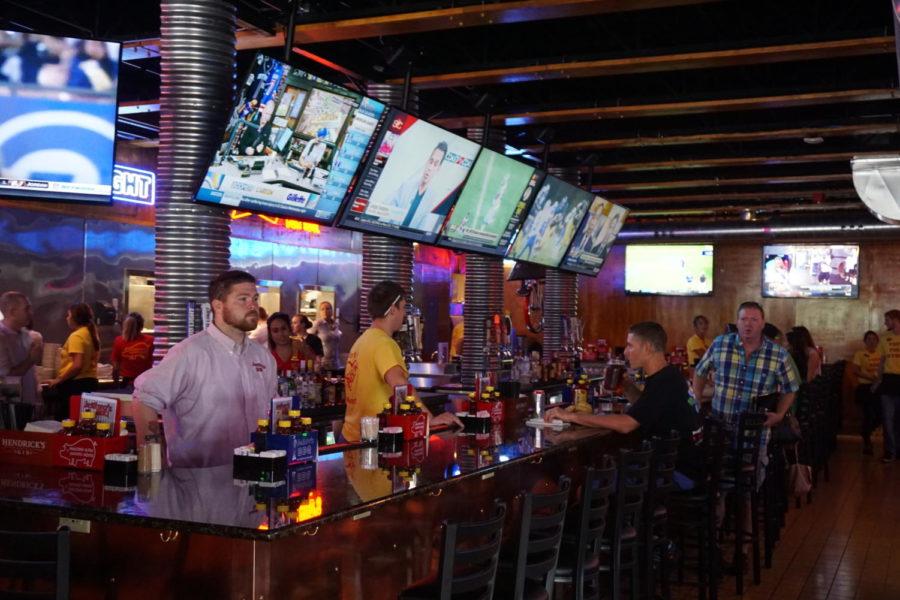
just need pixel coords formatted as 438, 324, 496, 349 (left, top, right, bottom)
0, 400, 631, 599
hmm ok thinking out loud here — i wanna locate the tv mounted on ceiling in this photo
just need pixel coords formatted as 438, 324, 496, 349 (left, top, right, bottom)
559, 196, 628, 276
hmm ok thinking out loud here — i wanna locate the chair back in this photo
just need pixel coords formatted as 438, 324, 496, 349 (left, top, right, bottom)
0, 527, 70, 600
436, 501, 507, 600
511, 476, 571, 599
568, 456, 617, 581
645, 431, 679, 522
609, 444, 653, 546
728, 411, 767, 492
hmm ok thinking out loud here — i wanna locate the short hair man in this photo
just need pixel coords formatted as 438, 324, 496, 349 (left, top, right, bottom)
341, 280, 462, 443
875, 309, 900, 462
693, 301, 801, 435
389, 142, 449, 231
134, 270, 277, 468
686, 315, 710, 366
544, 321, 703, 489
0, 291, 42, 408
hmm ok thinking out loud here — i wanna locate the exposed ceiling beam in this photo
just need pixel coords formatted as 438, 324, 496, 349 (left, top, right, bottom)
391, 36, 893, 89
431, 88, 900, 130
528, 123, 899, 153
594, 173, 852, 192
234, 0, 721, 49
590, 151, 887, 173
606, 189, 859, 206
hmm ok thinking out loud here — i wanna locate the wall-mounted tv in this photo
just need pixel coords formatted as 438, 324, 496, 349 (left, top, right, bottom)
338, 107, 481, 244
195, 53, 386, 225
506, 175, 593, 268
0, 30, 121, 203
762, 243, 859, 298
625, 244, 714, 296
560, 196, 628, 276
436, 148, 542, 256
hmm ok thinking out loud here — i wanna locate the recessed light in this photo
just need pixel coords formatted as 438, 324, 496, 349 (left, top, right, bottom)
803, 136, 825, 145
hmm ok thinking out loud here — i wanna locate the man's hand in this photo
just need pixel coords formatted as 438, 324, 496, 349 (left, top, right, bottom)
764, 411, 783, 428
28, 338, 42, 364
431, 412, 464, 430
543, 407, 574, 423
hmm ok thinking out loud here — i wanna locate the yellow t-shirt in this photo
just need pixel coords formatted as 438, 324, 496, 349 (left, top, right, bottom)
686, 334, 709, 366
449, 322, 464, 359
60, 326, 98, 380
853, 349, 882, 384
878, 332, 900, 375
342, 328, 407, 442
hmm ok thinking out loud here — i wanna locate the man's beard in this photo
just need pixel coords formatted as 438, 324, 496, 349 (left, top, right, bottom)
224, 306, 258, 332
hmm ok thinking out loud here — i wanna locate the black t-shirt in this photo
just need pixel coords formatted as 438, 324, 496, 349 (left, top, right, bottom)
627, 364, 703, 480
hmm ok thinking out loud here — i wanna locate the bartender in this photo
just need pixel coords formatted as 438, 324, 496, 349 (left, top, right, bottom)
308, 301, 342, 370
133, 270, 277, 468
340, 280, 462, 443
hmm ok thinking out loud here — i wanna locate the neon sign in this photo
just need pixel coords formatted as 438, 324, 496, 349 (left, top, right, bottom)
112, 164, 155, 206
229, 210, 322, 235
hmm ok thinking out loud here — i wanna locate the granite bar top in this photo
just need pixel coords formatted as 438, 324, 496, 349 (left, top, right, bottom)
0, 400, 611, 541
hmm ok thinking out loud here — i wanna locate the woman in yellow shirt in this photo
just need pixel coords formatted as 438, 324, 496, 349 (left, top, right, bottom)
43, 303, 100, 419
853, 330, 882, 455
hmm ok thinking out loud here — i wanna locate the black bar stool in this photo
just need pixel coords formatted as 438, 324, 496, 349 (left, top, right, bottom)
0, 527, 70, 600
553, 456, 617, 600
642, 432, 679, 600
496, 475, 571, 600
399, 501, 507, 600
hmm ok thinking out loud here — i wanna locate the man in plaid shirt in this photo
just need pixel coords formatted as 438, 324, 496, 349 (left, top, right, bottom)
693, 301, 801, 433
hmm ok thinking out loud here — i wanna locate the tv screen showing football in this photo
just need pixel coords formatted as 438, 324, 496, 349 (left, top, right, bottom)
624, 244, 714, 296
506, 175, 593, 268
195, 53, 386, 225
762, 243, 859, 298
437, 149, 541, 256
560, 196, 628, 276
0, 30, 121, 203
338, 108, 481, 244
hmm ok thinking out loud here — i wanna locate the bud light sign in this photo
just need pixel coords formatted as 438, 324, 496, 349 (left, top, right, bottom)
112, 164, 155, 205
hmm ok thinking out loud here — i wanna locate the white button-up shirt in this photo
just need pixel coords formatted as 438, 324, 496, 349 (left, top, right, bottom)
134, 324, 277, 468
0, 322, 39, 406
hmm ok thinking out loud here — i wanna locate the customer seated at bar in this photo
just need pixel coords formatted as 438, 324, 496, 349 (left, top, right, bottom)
110, 312, 153, 389
133, 270, 277, 468
544, 321, 703, 489
0, 291, 43, 412
42, 303, 100, 420
340, 280, 462, 443
267, 311, 303, 373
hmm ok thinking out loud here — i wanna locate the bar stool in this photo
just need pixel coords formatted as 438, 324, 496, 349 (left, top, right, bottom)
496, 476, 571, 600
719, 411, 766, 595
669, 416, 726, 600
0, 526, 70, 600
598, 444, 653, 600
398, 501, 507, 600
553, 456, 617, 600
642, 432, 679, 600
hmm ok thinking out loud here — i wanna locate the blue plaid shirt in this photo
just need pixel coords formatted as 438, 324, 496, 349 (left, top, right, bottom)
695, 333, 801, 425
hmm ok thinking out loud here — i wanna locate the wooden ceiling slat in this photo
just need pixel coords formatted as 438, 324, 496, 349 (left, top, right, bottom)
431, 89, 900, 130
595, 173, 851, 192
528, 123, 899, 153
607, 189, 859, 206
591, 151, 886, 173
392, 36, 894, 89
234, 0, 720, 49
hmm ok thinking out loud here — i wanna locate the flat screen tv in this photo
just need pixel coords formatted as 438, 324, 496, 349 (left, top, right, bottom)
625, 244, 714, 296
505, 175, 593, 268
762, 243, 859, 298
195, 53, 386, 225
560, 196, 628, 276
0, 30, 121, 203
436, 149, 542, 256
338, 107, 481, 244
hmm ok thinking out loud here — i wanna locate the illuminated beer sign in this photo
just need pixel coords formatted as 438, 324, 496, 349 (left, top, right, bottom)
112, 164, 156, 206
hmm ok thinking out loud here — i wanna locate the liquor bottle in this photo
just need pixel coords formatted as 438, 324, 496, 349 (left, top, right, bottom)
300, 417, 313, 434
75, 411, 97, 436
95, 422, 113, 438
277, 420, 293, 436
61, 419, 76, 436
288, 410, 302, 434
257, 419, 270, 434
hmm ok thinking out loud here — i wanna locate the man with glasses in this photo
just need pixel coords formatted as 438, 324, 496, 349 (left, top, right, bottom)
341, 280, 462, 443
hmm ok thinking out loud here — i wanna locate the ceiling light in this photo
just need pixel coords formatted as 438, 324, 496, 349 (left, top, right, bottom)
803, 136, 825, 145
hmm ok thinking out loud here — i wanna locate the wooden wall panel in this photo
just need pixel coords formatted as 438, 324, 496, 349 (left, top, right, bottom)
574, 240, 900, 364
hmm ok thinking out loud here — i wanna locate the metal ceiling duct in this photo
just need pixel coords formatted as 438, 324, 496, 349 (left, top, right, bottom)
851, 155, 900, 224
543, 270, 578, 358
461, 254, 503, 386
154, 0, 236, 360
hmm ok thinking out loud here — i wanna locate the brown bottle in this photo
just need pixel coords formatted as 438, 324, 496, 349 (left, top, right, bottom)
60, 419, 76, 436
75, 411, 97, 436
95, 422, 112, 439
277, 420, 293, 436
257, 419, 270, 434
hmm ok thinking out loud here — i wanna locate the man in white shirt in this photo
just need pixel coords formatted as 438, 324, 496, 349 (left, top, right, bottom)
134, 271, 277, 468
0, 291, 42, 408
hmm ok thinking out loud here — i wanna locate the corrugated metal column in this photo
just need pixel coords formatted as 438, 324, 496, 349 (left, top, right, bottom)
544, 268, 578, 357
460, 126, 506, 386
153, 0, 236, 359
359, 83, 419, 329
